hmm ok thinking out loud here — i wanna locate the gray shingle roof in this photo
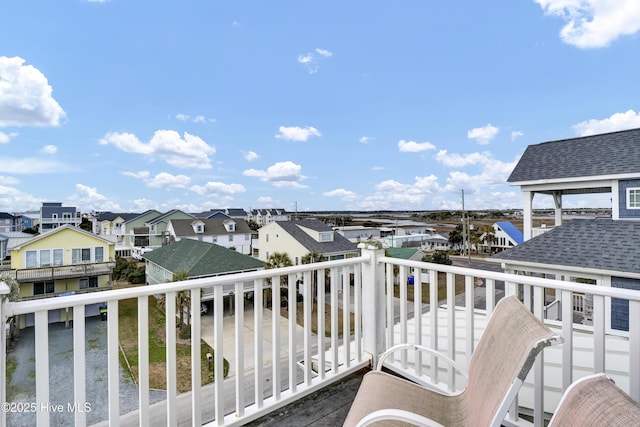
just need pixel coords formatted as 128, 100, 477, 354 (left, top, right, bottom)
169, 218, 252, 236
142, 239, 264, 277
276, 219, 358, 255
508, 128, 640, 183
491, 219, 640, 274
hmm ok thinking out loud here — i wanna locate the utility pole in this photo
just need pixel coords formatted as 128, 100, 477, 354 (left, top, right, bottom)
461, 190, 470, 263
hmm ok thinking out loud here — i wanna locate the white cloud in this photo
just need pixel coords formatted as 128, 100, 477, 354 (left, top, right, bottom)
99, 130, 216, 169
243, 161, 307, 188
41, 144, 57, 154
0, 131, 18, 144
315, 48, 333, 58
398, 139, 436, 153
122, 170, 150, 180
67, 184, 121, 211
511, 131, 524, 141
573, 109, 640, 136
298, 48, 333, 74
359, 136, 374, 144
0, 184, 41, 211
147, 172, 191, 189
129, 198, 159, 212
323, 188, 357, 201
535, 0, 640, 48
244, 150, 259, 161
358, 176, 442, 210
467, 124, 499, 145
0, 56, 66, 127
257, 196, 276, 206
372, 166, 385, 171
434, 150, 492, 167
275, 126, 321, 142
0, 176, 19, 185
0, 157, 65, 174
175, 113, 215, 123
190, 181, 246, 196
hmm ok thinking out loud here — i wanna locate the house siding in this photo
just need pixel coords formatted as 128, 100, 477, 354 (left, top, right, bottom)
618, 179, 640, 219
611, 277, 640, 331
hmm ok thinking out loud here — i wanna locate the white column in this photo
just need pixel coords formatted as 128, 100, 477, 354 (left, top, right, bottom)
553, 191, 563, 227
359, 245, 386, 366
523, 191, 534, 241
611, 180, 620, 220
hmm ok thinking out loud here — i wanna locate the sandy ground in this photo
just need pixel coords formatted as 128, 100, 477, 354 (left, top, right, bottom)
5, 316, 165, 426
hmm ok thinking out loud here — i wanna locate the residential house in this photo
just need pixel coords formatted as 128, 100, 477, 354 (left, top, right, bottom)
17, 210, 38, 231
39, 202, 82, 231
8, 225, 116, 327
90, 211, 140, 238
249, 208, 290, 226
192, 208, 249, 220
0, 213, 20, 233
258, 219, 359, 265
492, 127, 640, 331
121, 209, 161, 249
122, 209, 194, 258
478, 221, 523, 254
334, 226, 382, 243
142, 239, 264, 301
166, 218, 253, 255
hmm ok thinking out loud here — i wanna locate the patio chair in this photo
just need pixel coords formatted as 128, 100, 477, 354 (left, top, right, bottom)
343, 295, 563, 427
548, 373, 640, 426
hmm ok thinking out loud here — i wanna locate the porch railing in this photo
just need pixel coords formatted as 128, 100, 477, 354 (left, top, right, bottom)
1, 246, 639, 427
11, 261, 116, 283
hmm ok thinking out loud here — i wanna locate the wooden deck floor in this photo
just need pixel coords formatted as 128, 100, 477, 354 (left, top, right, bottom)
245, 368, 368, 427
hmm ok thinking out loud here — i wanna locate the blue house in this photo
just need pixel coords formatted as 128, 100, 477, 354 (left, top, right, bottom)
492, 128, 640, 331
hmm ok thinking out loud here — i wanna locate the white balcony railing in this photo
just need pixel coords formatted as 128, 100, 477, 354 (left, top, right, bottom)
1, 246, 640, 427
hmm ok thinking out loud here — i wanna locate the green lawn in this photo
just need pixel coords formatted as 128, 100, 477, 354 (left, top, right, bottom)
118, 296, 228, 393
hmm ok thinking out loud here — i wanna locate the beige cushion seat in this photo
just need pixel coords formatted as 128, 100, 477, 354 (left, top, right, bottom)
344, 295, 563, 427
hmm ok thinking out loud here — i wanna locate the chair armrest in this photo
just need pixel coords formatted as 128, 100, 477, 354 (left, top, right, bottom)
355, 408, 446, 427
376, 343, 469, 382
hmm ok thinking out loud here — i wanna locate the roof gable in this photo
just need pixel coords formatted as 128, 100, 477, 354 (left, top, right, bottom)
275, 220, 357, 255
12, 225, 112, 250
491, 219, 640, 274
495, 222, 524, 245
508, 128, 640, 183
142, 239, 264, 276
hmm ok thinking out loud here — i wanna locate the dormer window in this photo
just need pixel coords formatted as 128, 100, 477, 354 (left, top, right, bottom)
191, 220, 205, 234
224, 221, 236, 232
319, 231, 333, 242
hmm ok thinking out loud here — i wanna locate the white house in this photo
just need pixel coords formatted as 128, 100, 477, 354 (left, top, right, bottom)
166, 218, 253, 255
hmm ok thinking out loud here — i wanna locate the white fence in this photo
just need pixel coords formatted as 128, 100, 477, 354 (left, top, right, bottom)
2, 246, 640, 427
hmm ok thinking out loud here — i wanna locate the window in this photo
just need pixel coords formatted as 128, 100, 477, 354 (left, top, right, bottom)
34, 281, 55, 295
40, 250, 51, 267
627, 188, 640, 209
79, 277, 99, 290
53, 249, 64, 266
26, 251, 37, 268
72, 248, 92, 263
319, 232, 333, 242
95, 247, 104, 262
229, 234, 234, 242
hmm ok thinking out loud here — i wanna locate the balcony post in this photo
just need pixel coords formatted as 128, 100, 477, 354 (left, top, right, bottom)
359, 245, 386, 367
1, 281, 10, 427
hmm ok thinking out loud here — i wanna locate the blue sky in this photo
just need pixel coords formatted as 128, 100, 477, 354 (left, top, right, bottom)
2, 1, 640, 214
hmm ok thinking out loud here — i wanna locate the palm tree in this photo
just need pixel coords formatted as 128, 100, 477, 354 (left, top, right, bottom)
302, 251, 324, 303
173, 270, 190, 327
265, 252, 293, 307
480, 224, 496, 255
